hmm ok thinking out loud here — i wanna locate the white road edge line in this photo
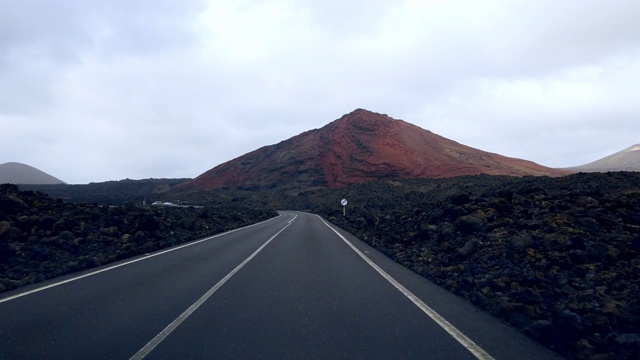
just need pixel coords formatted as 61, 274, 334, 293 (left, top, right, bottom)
318, 215, 495, 360
129, 221, 292, 360
0, 215, 282, 304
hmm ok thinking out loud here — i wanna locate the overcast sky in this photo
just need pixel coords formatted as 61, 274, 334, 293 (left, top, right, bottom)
1, 0, 639, 184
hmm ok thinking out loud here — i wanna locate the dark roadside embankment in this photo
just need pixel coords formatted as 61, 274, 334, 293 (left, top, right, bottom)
0, 184, 276, 293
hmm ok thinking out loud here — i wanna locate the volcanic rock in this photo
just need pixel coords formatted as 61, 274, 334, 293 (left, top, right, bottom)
0, 184, 276, 292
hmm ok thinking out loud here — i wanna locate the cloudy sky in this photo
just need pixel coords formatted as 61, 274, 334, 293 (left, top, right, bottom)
1, 0, 639, 184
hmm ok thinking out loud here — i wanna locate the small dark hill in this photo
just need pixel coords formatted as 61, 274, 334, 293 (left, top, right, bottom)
0, 162, 65, 185
184, 109, 570, 191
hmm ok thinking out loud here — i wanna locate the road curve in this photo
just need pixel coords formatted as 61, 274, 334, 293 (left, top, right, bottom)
0, 211, 563, 359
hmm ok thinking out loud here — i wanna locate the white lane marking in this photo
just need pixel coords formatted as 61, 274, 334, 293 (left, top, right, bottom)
0, 215, 284, 304
317, 216, 494, 360
288, 214, 298, 224
129, 221, 292, 359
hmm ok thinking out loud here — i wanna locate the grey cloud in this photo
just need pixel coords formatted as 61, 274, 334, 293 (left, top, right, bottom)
0, 0, 204, 116
1, 0, 639, 183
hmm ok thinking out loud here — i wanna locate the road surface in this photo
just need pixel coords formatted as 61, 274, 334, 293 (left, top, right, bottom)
0, 211, 563, 359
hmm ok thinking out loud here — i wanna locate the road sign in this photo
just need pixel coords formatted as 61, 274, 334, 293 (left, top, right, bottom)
341, 199, 348, 206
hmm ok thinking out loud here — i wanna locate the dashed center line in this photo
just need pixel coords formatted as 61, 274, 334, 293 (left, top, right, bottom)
129, 220, 292, 359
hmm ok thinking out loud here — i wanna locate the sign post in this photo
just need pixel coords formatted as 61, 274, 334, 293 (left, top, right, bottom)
341, 199, 348, 216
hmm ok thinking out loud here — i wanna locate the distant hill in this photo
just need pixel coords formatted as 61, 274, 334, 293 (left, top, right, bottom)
0, 162, 65, 185
20, 178, 190, 205
183, 109, 570, 191
568, 144, 640, 172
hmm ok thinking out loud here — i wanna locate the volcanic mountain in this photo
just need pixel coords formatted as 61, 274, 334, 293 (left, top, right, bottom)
0, 162, 66, 185
186, 109, 570, 190
567, 144, 640, 172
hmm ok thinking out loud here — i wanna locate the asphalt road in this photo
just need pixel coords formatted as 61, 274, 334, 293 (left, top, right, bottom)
0, 211, 564, 359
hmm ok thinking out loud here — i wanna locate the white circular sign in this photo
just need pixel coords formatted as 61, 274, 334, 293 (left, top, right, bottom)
341, 199, 348, 206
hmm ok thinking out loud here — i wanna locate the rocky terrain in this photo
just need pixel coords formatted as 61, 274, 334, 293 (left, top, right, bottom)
184, 109, 569, 191
4, 171, 640, 358
0, 184, 276, 293
283, 172, 639, 360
